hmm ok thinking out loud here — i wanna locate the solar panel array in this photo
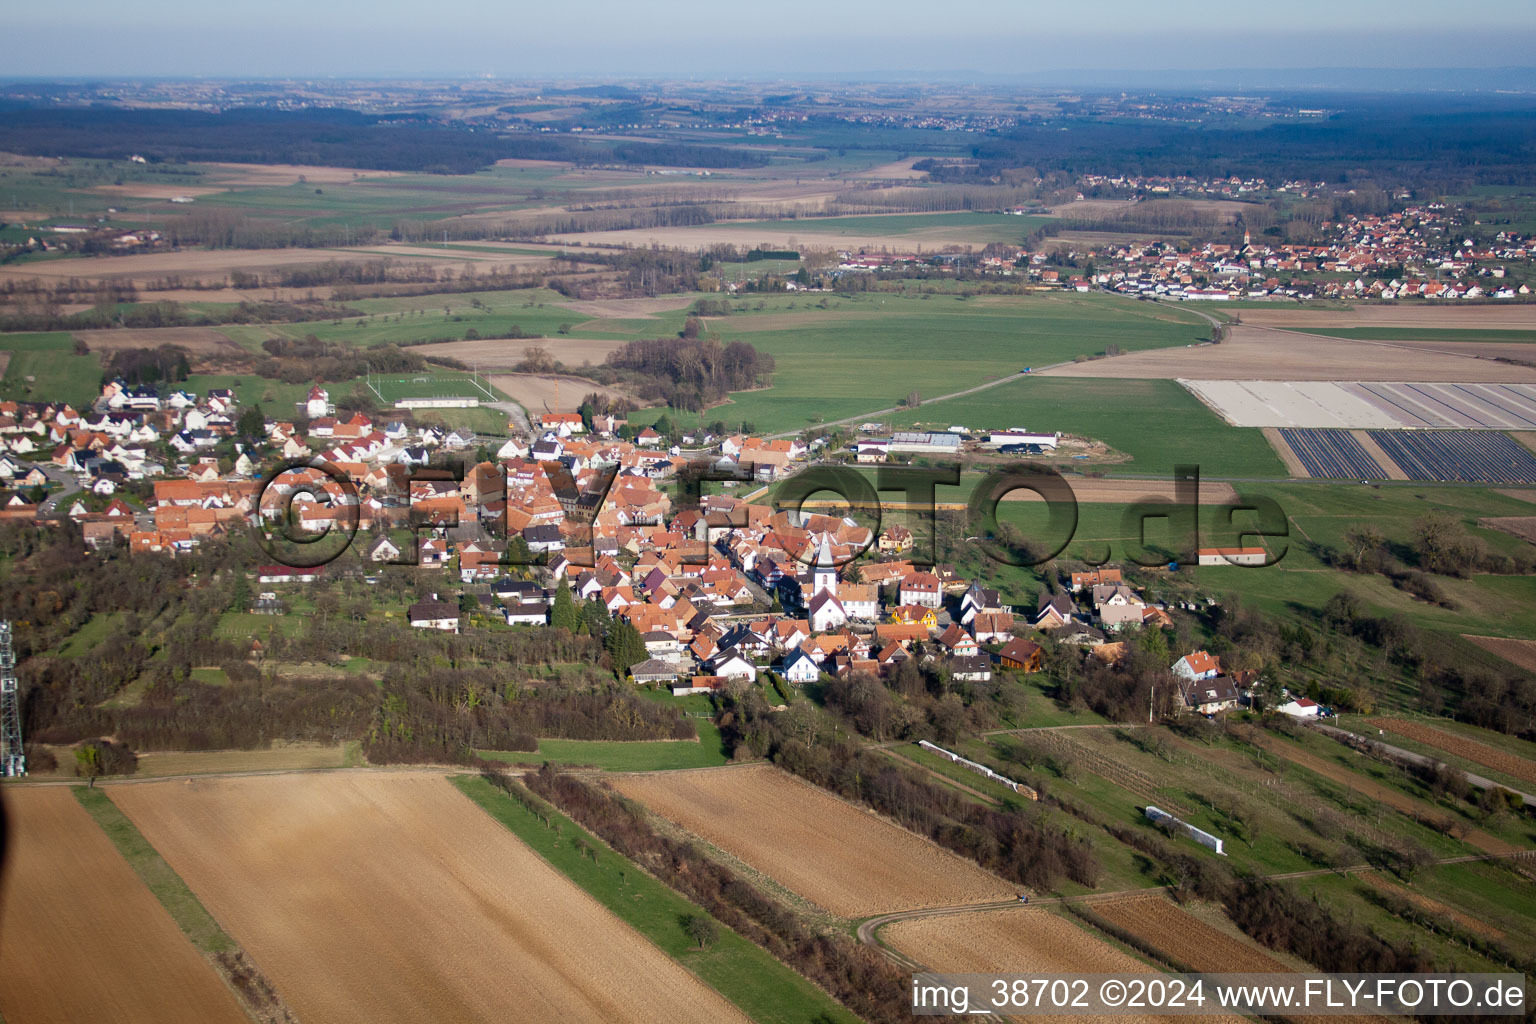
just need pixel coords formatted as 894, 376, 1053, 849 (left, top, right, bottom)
1278, 428, 1388, 479
1368, 431, 1536, 484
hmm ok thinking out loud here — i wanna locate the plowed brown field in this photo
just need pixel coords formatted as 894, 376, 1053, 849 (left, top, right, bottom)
612, 764, 1017, 916
1464, 634, 1536, 674
1479, 517, 1536, 543
1092, 894, 1290, 972
109, 773, 748, 1024
886, 907, 1245, 1024
0, 787, 249, 1024
1091, 895, 1380, 1024
1368, 718, 1536, 789
1240, 307, 1536, 329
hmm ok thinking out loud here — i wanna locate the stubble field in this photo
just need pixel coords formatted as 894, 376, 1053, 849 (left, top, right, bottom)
1036, 326, 1536, 383
436, 336, 628, 369
611, 764, 1018, 916
109, 772, 749, 1024
485, 372, 628, 413
0, 787, 250, 1024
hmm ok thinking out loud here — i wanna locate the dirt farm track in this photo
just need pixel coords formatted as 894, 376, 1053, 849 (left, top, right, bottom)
0, 787, 250, 1024
612, 764, 1018, 916
108, 772, 748, 1024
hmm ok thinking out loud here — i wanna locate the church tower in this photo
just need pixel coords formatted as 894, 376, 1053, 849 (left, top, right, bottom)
812, 536, 838, 595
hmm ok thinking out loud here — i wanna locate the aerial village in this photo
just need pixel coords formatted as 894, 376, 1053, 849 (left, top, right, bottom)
832, 193, 1536, 301
0, 375, 1312, 723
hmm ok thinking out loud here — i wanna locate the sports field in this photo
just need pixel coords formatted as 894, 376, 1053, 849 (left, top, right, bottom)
110, 772, 749, 1024
367, 369, 500, 404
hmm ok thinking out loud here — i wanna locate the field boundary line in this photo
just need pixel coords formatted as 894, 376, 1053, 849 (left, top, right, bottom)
73, 786, 299, 1024
451, 773, 864, 1024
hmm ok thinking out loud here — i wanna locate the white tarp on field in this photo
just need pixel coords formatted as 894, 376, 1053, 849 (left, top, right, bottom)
1181, 380, 1536, 429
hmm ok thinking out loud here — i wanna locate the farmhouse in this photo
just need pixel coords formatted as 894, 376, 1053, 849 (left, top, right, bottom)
898, 571, 943, 608
257, 565, 324, 584
997, 637, 1043, 672
1182, 675, 1240, 715
1198, 546, 1266, 566
407, 599, 460, 632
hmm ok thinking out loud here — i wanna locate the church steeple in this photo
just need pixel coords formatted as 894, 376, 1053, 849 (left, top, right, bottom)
813, 536, 837, 595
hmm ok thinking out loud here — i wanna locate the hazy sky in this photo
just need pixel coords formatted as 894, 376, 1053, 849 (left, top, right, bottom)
8, 0, 1536, 79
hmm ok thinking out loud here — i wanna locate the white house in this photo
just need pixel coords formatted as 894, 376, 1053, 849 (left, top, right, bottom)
780, 648, 821, 685
306, 386, 331, 419
1172, 650, 1221, 682
710, 649, 758, 681
366, 535, 403, 563
898, 571, 943, 608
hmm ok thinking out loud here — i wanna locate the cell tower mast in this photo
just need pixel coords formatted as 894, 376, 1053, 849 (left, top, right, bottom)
1, 620, 23, 776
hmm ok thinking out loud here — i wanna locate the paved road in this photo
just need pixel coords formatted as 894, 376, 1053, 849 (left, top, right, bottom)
36, 465, 82, 519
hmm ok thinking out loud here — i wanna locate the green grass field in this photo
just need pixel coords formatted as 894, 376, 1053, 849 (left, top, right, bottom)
0, 331, 102, 407
478, 721, 731, 771
631, 291, 1216, 435
994, 481, 1536, 640
451, 774, 861, 1024
898, 376, 1286, 478
56, 612, 127, 657
367, 371, 498, 403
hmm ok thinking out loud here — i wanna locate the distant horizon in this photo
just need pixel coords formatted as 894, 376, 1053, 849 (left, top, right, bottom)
4, 67, 1536, 98
10, 0, 1536, 80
